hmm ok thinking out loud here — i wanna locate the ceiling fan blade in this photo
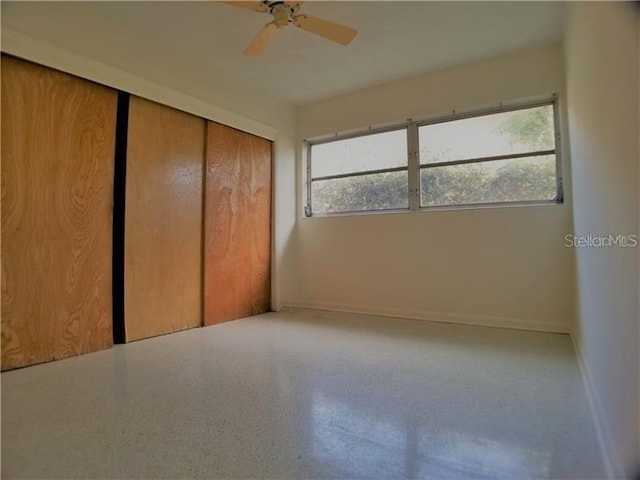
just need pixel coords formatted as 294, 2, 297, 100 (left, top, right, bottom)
293, 14, 357, 46
244, 22, 278, 55
222, 1, 268, 13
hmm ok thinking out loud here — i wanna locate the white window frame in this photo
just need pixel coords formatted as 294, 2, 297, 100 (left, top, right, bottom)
305, 95, 563, 217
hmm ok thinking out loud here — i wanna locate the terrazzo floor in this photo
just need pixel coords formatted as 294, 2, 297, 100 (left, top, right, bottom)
1, 309, 605, 479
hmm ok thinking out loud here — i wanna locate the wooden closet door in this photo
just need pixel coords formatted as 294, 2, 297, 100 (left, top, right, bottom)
204, 122, 272, 325
124, 96, 204, 341
1, 56, 117, 370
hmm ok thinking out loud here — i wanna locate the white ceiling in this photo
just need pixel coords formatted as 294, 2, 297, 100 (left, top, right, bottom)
2, 1, 565, 105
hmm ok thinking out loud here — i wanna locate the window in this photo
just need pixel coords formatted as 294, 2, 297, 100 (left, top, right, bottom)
309, 128, 408, 214
306, 98, 561, 216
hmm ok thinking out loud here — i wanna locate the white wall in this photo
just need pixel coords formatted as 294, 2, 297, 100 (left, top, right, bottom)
565, 3, 639, 478
1, 28, 298, 310
288, 44, 575, 333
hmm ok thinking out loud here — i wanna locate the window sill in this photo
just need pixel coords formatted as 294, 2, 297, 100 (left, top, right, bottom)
304, 199, 563, 219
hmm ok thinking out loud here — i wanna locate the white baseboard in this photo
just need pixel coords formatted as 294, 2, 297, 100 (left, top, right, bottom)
570, 335, 625, 479
281, 300, 571, 333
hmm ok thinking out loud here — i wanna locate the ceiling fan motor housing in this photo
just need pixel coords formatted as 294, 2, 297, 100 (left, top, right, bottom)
269, 2, 298, 28
272, 5, 290, 28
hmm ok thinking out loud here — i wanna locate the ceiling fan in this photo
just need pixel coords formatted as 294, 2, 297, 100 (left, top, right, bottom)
223, 1, 358, 55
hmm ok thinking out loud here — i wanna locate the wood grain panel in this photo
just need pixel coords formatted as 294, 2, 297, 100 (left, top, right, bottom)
1, 56, 116, 370
125, 96, 204, 341
204, 122, 272, 325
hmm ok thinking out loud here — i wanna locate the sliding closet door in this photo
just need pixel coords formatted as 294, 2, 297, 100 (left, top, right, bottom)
204, 122, 272, 325
124, 97, 204, 341
1, 56, 116, 370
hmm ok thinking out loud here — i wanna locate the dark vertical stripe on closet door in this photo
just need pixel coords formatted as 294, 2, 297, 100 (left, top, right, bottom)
112, 91, 130, 344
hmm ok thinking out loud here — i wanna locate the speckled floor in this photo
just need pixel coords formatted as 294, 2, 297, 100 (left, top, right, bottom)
2, 310, 605, 479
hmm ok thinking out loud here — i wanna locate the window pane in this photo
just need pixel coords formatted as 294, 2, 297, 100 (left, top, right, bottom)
419, 105, 555, 165
311, 129, 407, 178
420, 155, 557, 207
312, 170, 408, 214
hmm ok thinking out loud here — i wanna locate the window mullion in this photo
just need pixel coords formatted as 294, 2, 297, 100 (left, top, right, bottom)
407, 121, 420, 210
552, 97, 564, 202
305, 142, 312, 217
